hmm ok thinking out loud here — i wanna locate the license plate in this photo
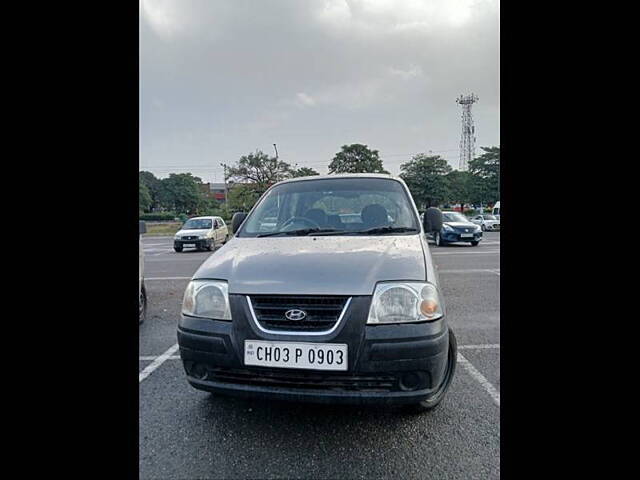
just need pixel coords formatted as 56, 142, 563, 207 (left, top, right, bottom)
461, 233, 474, 238
244, 340, 348, 371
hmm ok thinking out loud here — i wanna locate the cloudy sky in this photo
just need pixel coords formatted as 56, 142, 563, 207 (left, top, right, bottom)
140, 0, 499, 183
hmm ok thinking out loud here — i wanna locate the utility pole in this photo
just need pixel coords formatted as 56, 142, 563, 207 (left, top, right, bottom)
456, 93, 479, 171
220, 163, 228, 204
273, 143, 278, 160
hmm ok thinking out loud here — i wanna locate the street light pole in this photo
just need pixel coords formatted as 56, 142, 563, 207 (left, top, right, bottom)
220, 163, 228, 204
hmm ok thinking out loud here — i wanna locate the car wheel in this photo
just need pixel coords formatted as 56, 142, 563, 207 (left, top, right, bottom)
207, 239, 215, 251
470, 241, 479, 246
435, 232, 445, 247
174, 246, 183, 252
405, 328, 457, 413
139, 282, 147, 325
481, 224, 486, 231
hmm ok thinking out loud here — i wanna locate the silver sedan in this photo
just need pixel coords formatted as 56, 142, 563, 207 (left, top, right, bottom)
469, 214, 500, 231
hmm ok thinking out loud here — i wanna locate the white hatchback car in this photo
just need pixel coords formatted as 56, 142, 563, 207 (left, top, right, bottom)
469, 214, 500, 231
174, 216, 229, 252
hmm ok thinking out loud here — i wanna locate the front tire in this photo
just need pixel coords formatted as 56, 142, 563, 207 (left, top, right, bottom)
407, 328, 457, 413
174, 245, 183, 252
470, 241, 479, 246
481, 224, 486, 231
435, 232, 446, 247
207, 239, 214, 251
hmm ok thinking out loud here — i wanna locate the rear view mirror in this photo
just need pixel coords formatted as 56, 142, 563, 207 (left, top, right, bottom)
231, 212, 247, 234
423, 207, 443, 233
139, 220, 147, 235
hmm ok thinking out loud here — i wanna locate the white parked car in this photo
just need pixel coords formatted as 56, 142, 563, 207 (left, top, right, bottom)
492, 201, 500, 220
174, 216, 229, 252
469, 214, 500, 231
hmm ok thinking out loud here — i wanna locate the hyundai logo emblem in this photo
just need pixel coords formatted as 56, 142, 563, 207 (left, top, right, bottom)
285, 309, 307, 321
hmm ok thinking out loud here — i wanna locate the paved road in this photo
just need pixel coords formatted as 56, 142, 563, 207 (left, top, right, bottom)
140, 232, 500, 479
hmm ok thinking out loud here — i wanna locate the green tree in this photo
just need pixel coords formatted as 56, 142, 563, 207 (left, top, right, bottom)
328, 144, 388, 174
399, 154, 452, 209
290, 166, 320, 177
469, 146, 500, 204
158, 173, 204, 215
227, 183, 261, 212
224, 150, 294, 195
139, 171, 162, 211
139, 181, 152, 213
445, 170, 474, 212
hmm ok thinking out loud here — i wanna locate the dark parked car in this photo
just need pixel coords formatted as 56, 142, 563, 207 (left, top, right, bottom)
427, 211, 482, 246
177, 174, 457, 412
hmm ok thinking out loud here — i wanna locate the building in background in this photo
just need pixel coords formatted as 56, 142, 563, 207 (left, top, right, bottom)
200, 183, 228, 203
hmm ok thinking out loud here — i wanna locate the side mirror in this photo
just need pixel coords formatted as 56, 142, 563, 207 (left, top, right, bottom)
423, 207, 443, 233
139, 220, 147, 235
231, 212, 247, 234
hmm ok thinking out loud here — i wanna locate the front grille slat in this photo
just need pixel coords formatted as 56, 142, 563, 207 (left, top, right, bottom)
250, 295, 349, 332
206, 367, 396, 392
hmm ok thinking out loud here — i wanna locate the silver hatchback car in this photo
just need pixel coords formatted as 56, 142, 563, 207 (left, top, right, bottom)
177, 174, 457, 412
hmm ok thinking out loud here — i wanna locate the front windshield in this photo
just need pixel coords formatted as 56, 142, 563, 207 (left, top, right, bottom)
442, 212, 469, 223
237, 178, 419, 237
182, 218, 212, 230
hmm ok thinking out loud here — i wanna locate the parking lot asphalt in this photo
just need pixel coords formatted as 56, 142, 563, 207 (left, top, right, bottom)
140, 232, 500, 479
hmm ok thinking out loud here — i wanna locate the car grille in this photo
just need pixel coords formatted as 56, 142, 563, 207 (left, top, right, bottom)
182, 236, 198, 240
204, 367, 396, 392
249, 295, 350, 332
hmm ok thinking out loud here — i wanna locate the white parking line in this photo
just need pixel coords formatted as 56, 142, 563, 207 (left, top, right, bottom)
139, 344, 180, 383
140, 355, 181, 361
457, 353, 500, 407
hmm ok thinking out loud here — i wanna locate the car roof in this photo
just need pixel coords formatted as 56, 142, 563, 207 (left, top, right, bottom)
187, 216, 215, 220
273, 173, 400, 186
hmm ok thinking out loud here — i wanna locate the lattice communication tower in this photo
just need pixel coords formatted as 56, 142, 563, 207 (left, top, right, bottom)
456, 93, 479, 171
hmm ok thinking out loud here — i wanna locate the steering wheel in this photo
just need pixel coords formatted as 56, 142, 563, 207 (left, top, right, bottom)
280, 216, 321, 231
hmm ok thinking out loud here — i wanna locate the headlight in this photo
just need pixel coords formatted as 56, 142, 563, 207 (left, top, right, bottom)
443, 224, 453, 231
474, 225, 482, 232
182, 280, 231, 320
367, 282, 444, 324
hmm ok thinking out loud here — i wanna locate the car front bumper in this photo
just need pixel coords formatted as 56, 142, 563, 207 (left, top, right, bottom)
177, 295, 452, 405
174, 238, 210, 248
441, 230, 483, 242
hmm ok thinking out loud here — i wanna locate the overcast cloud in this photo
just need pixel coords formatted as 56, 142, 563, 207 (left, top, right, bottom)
140, 0, 499, 182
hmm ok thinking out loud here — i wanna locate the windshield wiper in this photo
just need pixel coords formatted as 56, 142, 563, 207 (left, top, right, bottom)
313, 226, 418, 236
256, 228, 340, 237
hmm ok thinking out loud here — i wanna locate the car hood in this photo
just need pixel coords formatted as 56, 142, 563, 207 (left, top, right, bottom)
193, 235, 428, 295
444, 222, 477, 228
176, 229, 210, 236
